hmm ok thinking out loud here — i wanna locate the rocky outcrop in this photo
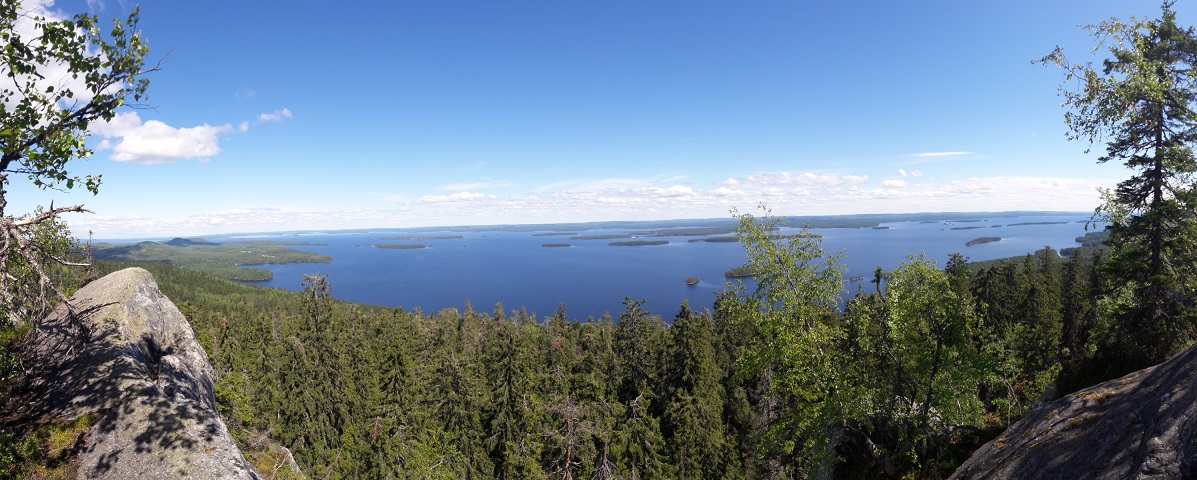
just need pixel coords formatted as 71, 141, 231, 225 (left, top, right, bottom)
25, 267, 259, 479
951, 344, 1197, 479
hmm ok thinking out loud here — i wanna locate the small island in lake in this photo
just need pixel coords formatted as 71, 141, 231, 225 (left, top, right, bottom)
375, 243, 427, 249
572, 234, 632, 240
966, 237, 1001, 247
686, 276, 699, 285
380, 235, 463, 241
1008, 221, 1069, 226
609, 240, 669, 246
542, 243, 571, 248
725, 265, 761, 278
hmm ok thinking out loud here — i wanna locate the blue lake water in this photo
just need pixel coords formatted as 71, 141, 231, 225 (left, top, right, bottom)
212, 213, 1098, 320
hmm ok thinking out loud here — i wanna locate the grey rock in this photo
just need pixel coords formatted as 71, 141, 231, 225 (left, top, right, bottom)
27, 267, 259, 479
951, 344, 1197, 480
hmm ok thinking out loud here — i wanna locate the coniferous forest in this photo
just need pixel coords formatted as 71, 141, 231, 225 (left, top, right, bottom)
69, 208, 1118, 479
4, 2, 1197, 479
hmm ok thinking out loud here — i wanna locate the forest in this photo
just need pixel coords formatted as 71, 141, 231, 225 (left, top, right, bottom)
3, 2, 1197, 479
4, 209, 1117, 479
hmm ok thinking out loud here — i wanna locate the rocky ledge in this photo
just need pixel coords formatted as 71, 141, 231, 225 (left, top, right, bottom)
24, 267, 258, 479
951, 343, 1197, 479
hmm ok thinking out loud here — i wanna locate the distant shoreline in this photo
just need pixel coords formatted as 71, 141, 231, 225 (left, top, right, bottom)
86, 211, 1091, 242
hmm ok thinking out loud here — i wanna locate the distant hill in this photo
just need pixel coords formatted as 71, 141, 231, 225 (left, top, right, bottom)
162, 237, 220, 247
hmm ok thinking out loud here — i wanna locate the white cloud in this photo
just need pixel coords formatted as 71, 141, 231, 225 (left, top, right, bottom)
258, 108, 293, 123
4, 1, 107, 109
910, 170, 924, 177
911, 151, 972, 158
238, 121, 249, 133
92, 112, 231, 164
441, 180, 512, 190
417, 191, 496, 203
898, 169, 908, 177
711, 187, 747, 197
622, 185, 695, 198
733, 171, 870, 187
67, 164, 1117, 238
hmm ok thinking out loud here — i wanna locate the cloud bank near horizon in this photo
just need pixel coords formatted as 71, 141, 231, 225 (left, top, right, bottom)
70, 170, 1114, 238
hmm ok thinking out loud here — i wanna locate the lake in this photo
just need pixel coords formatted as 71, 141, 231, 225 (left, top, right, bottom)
214, 213, 1098, 320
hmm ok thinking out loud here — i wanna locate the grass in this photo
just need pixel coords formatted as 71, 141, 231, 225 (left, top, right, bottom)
0, 414, 96, 479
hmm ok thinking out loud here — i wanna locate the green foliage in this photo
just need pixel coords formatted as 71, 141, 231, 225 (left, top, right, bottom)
0, 413, 94, 479
729, 205, 851, 476
79, 207, 1132, 479
1042, 1, 1197, 368
90, 240, 331, 281
0, 0, 152, 330
0, 1, 150, 192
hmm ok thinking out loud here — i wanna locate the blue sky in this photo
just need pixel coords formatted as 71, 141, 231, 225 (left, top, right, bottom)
7, 0, 1176, 238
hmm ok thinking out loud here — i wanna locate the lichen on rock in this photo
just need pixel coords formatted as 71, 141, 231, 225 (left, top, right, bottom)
951, 343, 1197, 479
25, 267, 259, 479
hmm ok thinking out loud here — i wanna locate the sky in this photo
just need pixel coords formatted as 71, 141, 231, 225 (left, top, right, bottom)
4, 0, 1181, 238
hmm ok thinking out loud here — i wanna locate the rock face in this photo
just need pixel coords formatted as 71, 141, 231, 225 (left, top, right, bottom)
951, 344, 1197, 479
27, 267, 259, 479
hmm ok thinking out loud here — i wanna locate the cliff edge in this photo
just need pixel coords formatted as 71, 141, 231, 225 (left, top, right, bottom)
22, 267, 258, 479
951, 343, 1197, 479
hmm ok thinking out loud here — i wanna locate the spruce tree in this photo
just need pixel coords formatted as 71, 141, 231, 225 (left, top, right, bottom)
1042, 1, 1197, 366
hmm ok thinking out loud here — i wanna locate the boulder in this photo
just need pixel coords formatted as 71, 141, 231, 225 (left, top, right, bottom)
25, 267, 259, 479
951, 344, 1197, 479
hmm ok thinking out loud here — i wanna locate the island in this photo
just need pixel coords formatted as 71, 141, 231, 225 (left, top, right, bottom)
380, 235, 463, 241
966, 237, 1001, 247
630, 227, 734, 237
571, 234, 632, 240
609, 240, 669, 246
374, 243, 427, 249
725, 265, 761, 278
542, 243, 571, 248
686, 276, 699, 285
688, 236, 739, 243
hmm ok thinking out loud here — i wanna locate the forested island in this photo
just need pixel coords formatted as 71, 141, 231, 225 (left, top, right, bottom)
609, 240, 669, 246
380, 235, 463, 241
1008, 221, 1070, 226
570, 234, 631, 240
966, 236, 1001, 246
724, 265, 760, 278
688, 236, 740, 243
374, 243, 428, 249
